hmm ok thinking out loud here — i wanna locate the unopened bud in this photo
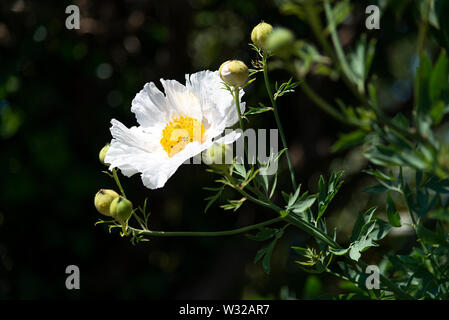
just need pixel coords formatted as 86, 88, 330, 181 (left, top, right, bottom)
219, 60, 249, 87
99, 144, 110, 166
251, 21, 273, 50
204, 143, 231, 172
94, 189, 119, 216
266, 27, 295, 58
110, 196, 133, 232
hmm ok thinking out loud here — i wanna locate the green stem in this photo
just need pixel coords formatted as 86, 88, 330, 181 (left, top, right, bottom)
323, 0, 357, 91
112, 168, 126, 198
128, 216, 284, 237
300, 80, 365, 127
233, 87, 247, 164
262, 52, 297, 191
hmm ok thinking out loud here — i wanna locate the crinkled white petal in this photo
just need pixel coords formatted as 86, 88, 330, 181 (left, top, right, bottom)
131, 82, 169, 128
186, 70, 245, 131
105, 119, 164, 177
160, 79, 203, 121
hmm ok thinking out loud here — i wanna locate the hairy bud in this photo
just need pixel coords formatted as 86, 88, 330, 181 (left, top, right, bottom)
219, 60, 249, 87
251, 22, 273, 50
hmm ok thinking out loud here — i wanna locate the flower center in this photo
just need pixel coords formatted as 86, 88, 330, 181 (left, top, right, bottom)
160, 116, 205, 157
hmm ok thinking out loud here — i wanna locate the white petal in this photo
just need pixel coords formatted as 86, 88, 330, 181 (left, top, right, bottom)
105, 119, 164, 177
140, 141, 212, 189
186, 70, 245, 131
160, 79, 203, 121
131, 82, 168, 128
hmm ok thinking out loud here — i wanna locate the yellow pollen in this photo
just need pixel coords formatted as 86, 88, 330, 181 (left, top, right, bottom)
160, 116, 205, 157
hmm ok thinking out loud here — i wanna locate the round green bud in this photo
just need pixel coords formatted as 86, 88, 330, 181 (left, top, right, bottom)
204, 143, 231, 172
219, 60, 249, 87
110, 196, 133, 225
266, 27, 295, 58
251, 21, 273, 50
94, 189, 119, 216
99, 144, 110, 166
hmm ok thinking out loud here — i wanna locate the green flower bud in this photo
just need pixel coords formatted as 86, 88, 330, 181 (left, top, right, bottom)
110, 196, 133, 229
219, 60, 249, 87
94, 189, 119, 216
251, 21, 273, 50
99, 144, 110, 166
266, 27, 295, 58
204, 143, 231, 172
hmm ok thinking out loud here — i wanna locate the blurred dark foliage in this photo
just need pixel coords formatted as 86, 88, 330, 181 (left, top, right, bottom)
0, 0, 419, 299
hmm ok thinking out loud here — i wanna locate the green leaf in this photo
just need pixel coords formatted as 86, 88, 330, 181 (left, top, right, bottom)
317, 171, 344, 222
349, 238, 377, 261
429, 52, 449, 103
331, 130, 367, 153
386, 194, 402, 227
244, 104, 273, 116
232, 163, 246, 178
350, 207, 376, 242
287, 184, 302, 208
291, 196, 316, 214
369, 218, 393, 242
204, 186, 224, 213
254, 238, 278, 274
280, 210, 289, 218
416, 225, 449, 247
246, 227, 279, 242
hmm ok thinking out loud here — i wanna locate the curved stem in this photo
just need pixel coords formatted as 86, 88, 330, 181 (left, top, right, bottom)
263, 52, 297, 191
128, 216, 284, 237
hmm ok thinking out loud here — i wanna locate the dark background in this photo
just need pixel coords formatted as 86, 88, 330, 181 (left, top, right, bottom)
0, 0, 419, 299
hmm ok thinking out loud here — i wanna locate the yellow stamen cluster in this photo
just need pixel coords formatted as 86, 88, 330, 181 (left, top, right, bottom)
160, 116, 205, 157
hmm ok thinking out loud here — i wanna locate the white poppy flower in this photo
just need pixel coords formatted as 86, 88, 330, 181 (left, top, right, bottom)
105, 70, 244, 189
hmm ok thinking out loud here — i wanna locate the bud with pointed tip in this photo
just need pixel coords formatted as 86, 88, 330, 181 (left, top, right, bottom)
251, 22, 273, 50
99, 144, 110, 166
110, 196, 133, 232
266, 27, 295, 58
94, 189, 119, 216
219, 60, 249, 87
